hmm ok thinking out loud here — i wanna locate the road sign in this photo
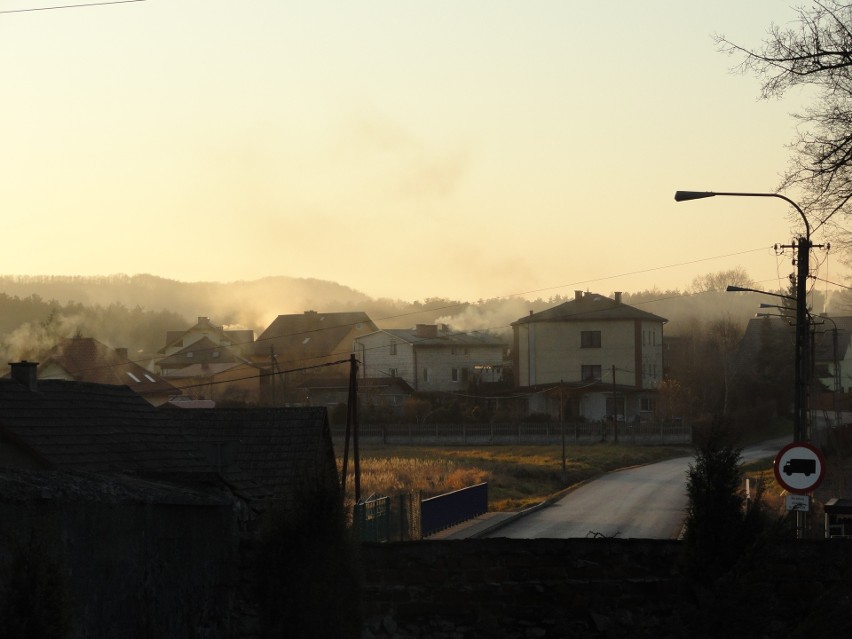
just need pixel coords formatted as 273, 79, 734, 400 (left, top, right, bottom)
786, 494, 810, 512
774, 442, 826, 494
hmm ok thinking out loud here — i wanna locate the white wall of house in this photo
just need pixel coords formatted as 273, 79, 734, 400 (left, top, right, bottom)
356, 332, 417, 387
517, 319, 659, 387
356, 331, 503, 392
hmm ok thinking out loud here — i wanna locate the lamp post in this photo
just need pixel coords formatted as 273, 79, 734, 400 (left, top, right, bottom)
675, 191, 811, 442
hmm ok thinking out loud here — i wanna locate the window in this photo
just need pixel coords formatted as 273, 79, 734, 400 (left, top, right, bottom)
126, 372, 141, 383
186, 352, 194, 358
461, 367, 469, 382
581, 365, 601, 381
422, 368, 430, 382
388, 368, 398, 378
581, 331, 602, 348
452, 368, 459, 382
390, 341, 397, 356
640, 398, 656, 413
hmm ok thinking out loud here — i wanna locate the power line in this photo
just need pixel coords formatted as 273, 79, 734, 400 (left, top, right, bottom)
0, 0, 145, 14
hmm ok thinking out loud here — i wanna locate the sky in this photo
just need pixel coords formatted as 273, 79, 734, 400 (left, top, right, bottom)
0, 1, 837, 303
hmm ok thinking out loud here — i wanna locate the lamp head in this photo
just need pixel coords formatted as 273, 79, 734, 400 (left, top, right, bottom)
674, 191, 716, 202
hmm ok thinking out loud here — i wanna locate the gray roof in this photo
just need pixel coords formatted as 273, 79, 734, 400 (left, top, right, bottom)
380, 328, 506, 348
513, 293, 667, 325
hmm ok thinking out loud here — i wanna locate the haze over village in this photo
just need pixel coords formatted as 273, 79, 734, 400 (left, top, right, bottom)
5, 1, 852, 637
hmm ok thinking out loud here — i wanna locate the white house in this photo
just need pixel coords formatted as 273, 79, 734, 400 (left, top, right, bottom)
512, 291, 667, 421
354, 324, 506, 393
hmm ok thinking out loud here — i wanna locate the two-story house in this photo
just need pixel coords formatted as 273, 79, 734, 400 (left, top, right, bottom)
354, 324, 506, 393
512, 291, 666, 421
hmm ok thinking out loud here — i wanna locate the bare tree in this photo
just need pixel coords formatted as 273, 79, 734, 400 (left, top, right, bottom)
717, 2, 852, 241
689, 267, 755, 293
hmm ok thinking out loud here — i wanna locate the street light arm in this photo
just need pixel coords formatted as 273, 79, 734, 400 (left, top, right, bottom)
674, 190, 810, 238
725, 285, 795, 301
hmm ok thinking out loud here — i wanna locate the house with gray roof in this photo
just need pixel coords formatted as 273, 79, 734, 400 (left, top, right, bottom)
512, 291, 667, 422
354, 324, 506, 393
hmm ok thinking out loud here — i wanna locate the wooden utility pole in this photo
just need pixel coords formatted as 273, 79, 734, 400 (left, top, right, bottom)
341, 354, 361, 502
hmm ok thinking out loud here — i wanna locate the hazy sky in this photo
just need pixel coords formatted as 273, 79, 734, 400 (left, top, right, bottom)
0, 1, 835, 303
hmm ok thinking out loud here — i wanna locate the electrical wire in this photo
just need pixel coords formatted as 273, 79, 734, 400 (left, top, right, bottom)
0, 0, 145, 13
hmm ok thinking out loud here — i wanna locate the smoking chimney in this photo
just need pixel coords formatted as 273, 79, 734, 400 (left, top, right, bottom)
10, 361, 39, 391
414, 324, 439, 338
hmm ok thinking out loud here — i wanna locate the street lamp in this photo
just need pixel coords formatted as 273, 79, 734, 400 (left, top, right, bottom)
675, 190, 812, 442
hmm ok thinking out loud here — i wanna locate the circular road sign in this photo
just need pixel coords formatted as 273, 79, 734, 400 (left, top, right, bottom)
773, 442, 826, 494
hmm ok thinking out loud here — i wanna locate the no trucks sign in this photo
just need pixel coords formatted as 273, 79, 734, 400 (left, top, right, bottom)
773, 442, 826, 495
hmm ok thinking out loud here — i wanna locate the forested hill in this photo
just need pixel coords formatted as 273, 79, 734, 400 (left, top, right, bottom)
0, 273, 842, 368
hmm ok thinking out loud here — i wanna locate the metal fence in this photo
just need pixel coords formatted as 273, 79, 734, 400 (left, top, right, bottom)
354, 491, 422, 542
332, 421, 691, 446
421, 482, 488, 537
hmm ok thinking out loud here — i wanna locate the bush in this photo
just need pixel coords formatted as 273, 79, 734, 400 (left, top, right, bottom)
683, 422, 773, 582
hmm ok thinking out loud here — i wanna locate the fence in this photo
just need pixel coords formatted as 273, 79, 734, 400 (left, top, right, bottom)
332, 421, 691, 446
354, 491, 422, 542
421, 482, 488, 537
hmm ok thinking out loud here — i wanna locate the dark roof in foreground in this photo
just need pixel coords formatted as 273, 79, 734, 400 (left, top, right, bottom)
0, 379, 212, 476
164, 406, 338, 500
513, 293, 667, 325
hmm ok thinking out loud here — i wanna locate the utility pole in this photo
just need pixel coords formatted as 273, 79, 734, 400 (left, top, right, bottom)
794, 236, 811, 442
342, 353, 360, 502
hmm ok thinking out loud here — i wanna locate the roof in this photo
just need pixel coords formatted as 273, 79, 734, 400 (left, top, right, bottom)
165, 406, 338, 501
158, 337, 250, 369
513, 293, 667, 325
371, 327, 506, 349
37, 337, 179, 398
298, 375, 414, 393
0, 468, 231, 506
0, 379, 212, 477
254, 311, 378, 362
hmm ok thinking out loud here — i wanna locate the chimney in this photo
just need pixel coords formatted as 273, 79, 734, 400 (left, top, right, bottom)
10, 361, 39, 391
614, 292, 622, 304
574, 290, 583, 301
115, 347, 128, 360
414, 324, 438, 338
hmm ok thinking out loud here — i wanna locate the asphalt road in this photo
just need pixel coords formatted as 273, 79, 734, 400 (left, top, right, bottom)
485, 437, 790, 540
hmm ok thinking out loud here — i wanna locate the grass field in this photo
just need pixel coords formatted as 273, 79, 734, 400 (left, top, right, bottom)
339, 442, 693, 511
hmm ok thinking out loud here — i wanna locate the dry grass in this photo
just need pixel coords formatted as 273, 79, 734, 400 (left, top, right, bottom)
339, 443, 690, 511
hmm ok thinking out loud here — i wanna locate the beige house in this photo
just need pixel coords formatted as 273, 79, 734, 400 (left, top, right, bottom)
354, 324, 506, 393
512, 291, 666, 421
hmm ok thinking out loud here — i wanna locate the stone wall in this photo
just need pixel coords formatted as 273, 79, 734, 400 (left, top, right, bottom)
361, 538, 852, 638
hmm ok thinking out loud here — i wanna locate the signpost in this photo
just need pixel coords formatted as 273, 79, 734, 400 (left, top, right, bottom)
774, 442, 825, 495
